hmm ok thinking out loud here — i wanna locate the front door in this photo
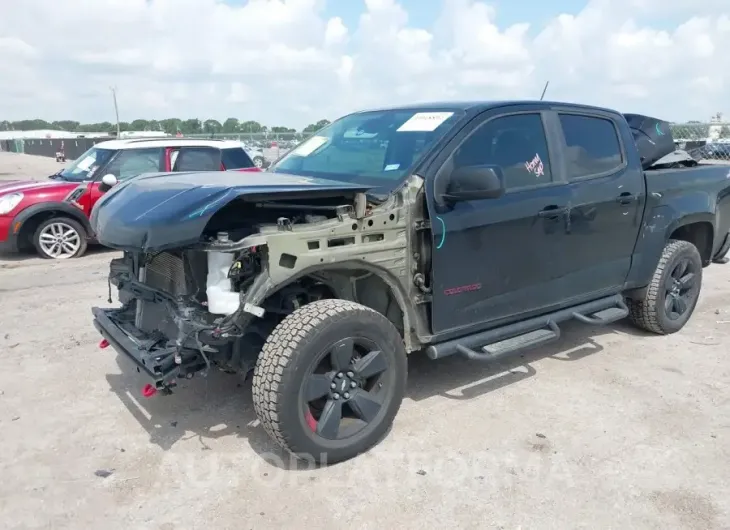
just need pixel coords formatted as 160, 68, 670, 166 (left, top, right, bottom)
427, 109, 571, 334
88, 147, 165, 212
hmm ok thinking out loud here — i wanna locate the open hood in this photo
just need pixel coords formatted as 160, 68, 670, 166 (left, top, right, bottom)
90, 170, 371, 252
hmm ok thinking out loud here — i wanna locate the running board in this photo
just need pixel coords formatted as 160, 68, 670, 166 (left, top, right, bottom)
572, 300, 629, 325
426, 294, 628, 362
456, 321, 560, 361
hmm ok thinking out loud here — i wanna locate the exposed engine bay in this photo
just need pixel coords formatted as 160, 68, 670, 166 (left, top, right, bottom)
101, 176, 429, 391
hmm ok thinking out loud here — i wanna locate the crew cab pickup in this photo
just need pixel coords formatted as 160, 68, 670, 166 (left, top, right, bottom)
90, 100, 730, 465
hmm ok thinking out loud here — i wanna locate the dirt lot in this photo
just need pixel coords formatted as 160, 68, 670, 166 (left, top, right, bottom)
1, 151, 729, 529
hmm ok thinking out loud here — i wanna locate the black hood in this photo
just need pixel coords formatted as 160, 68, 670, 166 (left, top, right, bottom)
90, 170, 370, 252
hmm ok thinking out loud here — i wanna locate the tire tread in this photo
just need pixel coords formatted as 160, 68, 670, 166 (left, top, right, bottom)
627, 239, 700, 334
252, 299, 390, 458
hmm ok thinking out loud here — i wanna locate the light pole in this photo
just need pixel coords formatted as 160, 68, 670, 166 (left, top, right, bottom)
110, 86, 120, 136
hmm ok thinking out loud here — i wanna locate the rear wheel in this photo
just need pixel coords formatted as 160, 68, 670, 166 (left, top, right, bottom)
253, 156, 264, 168
33, 217, 87, 259
252, 299, 407, 465
627, 239, 702, 334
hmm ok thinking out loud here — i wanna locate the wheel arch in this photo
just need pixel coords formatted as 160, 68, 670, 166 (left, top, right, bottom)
13, 202, 91, 248
254, 260, 425, 352
667, 218, 714, 264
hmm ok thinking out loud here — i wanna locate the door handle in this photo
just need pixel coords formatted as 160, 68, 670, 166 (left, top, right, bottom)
538, 205, 568, 219
616, 192, 637, 205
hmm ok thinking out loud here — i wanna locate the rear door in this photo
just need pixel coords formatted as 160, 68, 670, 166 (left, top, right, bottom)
427, 107, 573, 334
555, 110, 645, 299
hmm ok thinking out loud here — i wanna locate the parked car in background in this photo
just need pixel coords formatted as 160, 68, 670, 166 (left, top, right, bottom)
699, 141, 730, 160
0, 138, 260, 259
242, 143, 267, 168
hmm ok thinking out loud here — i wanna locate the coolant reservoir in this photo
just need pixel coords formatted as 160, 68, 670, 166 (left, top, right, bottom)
206, 251, 240, 315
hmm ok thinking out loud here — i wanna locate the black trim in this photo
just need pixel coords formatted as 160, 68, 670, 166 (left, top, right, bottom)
13, 201, 93, 235
0, 235, 19, 253
92, 306, 201, 388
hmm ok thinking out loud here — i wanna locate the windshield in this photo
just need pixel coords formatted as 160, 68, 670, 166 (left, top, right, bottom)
270, 108, 464, 192
56, 147, 117, 182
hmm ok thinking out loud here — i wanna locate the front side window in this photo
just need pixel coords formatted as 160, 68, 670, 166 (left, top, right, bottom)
270, 108, 465, 192
103, 148, 164, 181
559, 114, 623, 178
454, 113, 553, 191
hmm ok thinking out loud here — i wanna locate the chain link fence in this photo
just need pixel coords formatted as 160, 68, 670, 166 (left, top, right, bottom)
670, 122, 730, 163
5, 122, 730, 164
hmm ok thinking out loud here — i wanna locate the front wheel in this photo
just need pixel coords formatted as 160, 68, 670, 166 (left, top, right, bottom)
253, 156, 264, 168
627, 239, 702, 334
33, 217, 88, 259
252, 299, 407, 465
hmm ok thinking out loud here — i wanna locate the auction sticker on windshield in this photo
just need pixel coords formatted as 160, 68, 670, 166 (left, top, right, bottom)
291, 136, 328, 156
397, 112, 454, 132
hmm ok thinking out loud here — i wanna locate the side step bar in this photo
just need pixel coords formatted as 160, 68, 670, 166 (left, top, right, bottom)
426, 295, 629, 362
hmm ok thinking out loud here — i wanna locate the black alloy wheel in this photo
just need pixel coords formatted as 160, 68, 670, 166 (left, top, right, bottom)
664, 257, 699, 321
302, 337, 394, 440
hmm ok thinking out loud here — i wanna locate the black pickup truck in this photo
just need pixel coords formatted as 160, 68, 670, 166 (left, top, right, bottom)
90, 100, 730, 464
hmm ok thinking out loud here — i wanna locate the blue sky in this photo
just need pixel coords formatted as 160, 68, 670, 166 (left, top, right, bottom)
325, 0, 591, 32
1, 0, 728, 125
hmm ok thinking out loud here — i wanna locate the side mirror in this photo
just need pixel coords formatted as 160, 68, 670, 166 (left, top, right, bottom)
441, 165, 505, 203
98, 174, 118, 193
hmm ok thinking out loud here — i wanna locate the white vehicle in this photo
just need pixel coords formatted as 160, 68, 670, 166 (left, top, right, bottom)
242, 143, 266, 168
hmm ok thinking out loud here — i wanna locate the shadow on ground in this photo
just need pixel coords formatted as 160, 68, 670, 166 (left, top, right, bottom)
0, 244, 114, 265
105, 318, 651, 469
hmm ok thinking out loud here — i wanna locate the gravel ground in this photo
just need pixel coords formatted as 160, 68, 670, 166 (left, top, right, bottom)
1, 151, 729, 529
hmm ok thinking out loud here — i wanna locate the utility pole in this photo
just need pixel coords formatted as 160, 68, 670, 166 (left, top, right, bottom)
110, 86, 120, 136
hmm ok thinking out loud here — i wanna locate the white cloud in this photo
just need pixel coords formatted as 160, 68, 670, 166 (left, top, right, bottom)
0, 0, 728, 128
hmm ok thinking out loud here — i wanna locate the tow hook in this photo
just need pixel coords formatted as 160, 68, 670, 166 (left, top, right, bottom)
98, 339, 110, 349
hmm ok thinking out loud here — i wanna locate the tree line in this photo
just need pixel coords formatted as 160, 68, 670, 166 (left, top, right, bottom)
0, 118, 332, 135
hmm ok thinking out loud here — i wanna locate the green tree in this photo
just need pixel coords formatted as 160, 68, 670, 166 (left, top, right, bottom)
181, 118, 202, 134
130, 119, 150, 130
203, 119, 222, 134
719, 125, 730, 139
159, 118, 182, 135
240, 120, 264, 133
303, 119, 330, 133
270, 126, 296, 133
51, 120, 80, 131
222, 118, 240, 133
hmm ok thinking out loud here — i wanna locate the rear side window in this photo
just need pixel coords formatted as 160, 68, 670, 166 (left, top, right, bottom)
221, 148, 255, 169
559, 114, 624, 179
173, 147, 221, 171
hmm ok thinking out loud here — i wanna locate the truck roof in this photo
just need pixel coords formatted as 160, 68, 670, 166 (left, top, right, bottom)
356, 100, 620, 115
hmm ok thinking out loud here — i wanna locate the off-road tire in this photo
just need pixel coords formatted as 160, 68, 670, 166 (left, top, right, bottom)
627, 239, 702, 334
252, 299, 407, 465
32, 216, 88, 259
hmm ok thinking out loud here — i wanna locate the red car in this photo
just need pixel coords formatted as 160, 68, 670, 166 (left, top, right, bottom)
0, 138, 261, 259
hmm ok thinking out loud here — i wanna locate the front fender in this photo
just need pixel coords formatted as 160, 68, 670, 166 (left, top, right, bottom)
13, 201, 92, 237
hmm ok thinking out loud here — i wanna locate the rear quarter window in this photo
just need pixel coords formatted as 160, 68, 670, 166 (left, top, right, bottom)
221, 148, 255, 169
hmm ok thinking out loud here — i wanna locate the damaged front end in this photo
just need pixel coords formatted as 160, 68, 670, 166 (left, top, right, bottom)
92, 171, 429, 394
